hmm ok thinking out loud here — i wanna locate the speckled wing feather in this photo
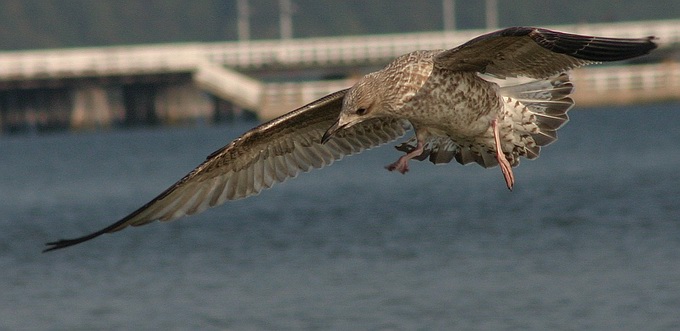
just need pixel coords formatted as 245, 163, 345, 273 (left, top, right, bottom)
434, 27, 657, 78
44, 89, 408, 251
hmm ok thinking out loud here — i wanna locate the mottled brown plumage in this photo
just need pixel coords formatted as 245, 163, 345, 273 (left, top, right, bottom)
45, 27, 656, 252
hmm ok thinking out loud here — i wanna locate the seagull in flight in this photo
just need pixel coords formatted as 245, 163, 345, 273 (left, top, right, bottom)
44, 27, 657, 252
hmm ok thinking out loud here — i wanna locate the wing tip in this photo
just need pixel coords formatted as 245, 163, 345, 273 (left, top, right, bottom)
43, 231, 105, 252
529, 27, 658, 61
42, 217, 132, 252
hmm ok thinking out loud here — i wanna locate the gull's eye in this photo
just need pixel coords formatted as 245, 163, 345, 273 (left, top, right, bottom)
356, 108, 367, 116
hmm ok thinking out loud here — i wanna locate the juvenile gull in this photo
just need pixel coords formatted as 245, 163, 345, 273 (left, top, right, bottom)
44, 27, 657, 252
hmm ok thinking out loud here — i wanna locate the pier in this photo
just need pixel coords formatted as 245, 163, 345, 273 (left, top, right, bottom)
0, 19, 678, 132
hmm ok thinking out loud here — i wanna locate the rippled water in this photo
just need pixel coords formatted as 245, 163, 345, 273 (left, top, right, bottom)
2, 102, 680, 330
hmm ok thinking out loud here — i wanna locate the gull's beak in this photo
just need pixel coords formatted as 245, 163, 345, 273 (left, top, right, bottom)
321, 120, 345, 144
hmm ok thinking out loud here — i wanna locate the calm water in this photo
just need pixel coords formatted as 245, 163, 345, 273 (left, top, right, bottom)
2, 102, 680, 330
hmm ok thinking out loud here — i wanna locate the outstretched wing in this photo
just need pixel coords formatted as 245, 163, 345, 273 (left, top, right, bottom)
434, 26, 657, 78
45, 89, 408, 252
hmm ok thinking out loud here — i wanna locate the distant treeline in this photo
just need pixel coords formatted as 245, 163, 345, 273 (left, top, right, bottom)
0, 0, 677, 50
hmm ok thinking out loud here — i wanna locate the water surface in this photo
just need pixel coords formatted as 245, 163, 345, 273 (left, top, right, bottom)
1, 102, 679, 330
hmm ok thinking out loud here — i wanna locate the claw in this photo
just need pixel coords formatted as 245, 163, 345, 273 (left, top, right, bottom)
385, 159, 409, 174
385, 139, 424, 174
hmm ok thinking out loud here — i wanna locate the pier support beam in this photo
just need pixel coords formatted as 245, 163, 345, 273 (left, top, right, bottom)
122, 84, 158, 126
0, 88, 71, 133
154, 83, 212, 124
71, 86, 121, 130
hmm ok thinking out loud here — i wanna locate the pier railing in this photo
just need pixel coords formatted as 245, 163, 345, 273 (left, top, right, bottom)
0, 19, 678, 80
204, 19, 680, 69
572, 62, 680, 106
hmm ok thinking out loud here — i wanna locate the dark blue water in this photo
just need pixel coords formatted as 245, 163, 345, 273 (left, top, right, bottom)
2, 102, 680, 330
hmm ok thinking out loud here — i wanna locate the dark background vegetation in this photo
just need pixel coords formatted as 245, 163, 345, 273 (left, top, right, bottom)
0, 0, 677, 50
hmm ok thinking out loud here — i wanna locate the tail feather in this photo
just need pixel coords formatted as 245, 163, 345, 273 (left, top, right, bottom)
502, 73, 574, 147
524, 144, 541, 159
472, 73, 574, 167
530, 128, 558, 146
531, 100, 572, 130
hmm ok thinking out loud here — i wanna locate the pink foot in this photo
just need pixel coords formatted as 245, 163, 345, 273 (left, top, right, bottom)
385, 139, 424, 175
492, 119, 515, 191
385, 157, 410, 174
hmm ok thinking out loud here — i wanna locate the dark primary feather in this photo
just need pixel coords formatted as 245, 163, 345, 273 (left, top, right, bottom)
44, 90, 408, 252
434, 26, 657, 78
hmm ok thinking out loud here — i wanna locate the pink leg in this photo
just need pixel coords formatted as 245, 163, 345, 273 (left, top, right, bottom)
492, 119, 515, 191
385, 140, 424, 174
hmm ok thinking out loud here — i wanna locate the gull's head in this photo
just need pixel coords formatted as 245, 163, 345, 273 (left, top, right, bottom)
321, 74, 382, 144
